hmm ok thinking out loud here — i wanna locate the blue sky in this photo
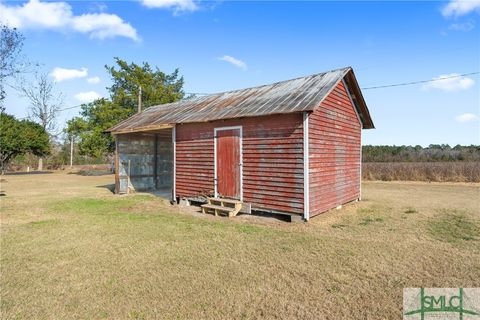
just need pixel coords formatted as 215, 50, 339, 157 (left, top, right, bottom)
1, 0, 479, 146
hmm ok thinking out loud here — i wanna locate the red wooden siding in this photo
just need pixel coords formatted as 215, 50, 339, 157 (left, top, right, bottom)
176, 113, 304, 214
309, 81, 361, 217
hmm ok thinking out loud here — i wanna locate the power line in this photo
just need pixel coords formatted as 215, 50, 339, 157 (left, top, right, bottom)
183, 71, 480, 95
16, 71, 480, 116
16, 103, 85, 119
59, 104, 84, 111
361, 72, 480, 90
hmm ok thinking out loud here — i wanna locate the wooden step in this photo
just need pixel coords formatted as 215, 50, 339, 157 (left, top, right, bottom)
201, 204, 236, 217
203, 197, 243, 218
201, 204, 235, 212
207, 197, 242, 205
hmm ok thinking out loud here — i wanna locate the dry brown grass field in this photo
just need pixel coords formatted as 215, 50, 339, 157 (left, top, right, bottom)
1, 172, 479, 319
363, 161, 480, 182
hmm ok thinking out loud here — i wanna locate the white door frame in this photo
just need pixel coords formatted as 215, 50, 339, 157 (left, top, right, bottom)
214, 126, 243, 200
172, 125, 176, 202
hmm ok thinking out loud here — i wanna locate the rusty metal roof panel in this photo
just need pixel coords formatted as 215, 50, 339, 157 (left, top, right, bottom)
108, 67, 373, 133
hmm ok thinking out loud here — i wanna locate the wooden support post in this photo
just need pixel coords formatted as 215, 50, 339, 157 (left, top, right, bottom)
114, 136, 119, 193
127, 159, 131, 194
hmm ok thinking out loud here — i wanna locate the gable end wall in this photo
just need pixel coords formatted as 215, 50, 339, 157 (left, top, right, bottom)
308, 80, 362, 217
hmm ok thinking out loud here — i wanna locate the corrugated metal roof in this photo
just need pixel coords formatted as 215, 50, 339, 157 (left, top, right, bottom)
109, 67, 373, 134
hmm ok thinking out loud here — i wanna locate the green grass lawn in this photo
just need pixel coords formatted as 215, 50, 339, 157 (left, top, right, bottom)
1, 172, 479, 319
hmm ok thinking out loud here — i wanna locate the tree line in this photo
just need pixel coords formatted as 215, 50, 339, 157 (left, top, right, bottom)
362, 145, 480, 162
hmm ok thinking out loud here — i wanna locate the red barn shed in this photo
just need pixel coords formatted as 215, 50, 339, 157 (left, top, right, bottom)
108, 67, 374, 221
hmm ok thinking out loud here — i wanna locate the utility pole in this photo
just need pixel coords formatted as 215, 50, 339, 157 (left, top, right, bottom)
138, 86, 142, 113
70, 135, 74, 169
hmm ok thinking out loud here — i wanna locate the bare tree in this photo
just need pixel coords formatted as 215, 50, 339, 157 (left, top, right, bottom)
16, 72, 64, 170
16, 72, 64, 135
0, 25, 26, 112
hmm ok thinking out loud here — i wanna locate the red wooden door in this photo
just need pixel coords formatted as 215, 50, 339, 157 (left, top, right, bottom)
216, 128, 241, 199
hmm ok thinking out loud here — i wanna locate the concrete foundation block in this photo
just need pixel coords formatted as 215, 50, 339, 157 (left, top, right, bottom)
289, 215, 304, 223
179, 198, 191, 206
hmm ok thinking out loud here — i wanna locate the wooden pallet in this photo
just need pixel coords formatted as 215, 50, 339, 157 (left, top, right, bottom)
201, 197, 242, 217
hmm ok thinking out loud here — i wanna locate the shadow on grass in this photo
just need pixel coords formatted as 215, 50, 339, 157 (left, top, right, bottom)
96, 184, 115, 194
189, 199, 292, 222
4, 171, 53, 175
246, 211, 292, 223
69, 170, 113, 176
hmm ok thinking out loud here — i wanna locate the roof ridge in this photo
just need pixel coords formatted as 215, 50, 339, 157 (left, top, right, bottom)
206, 66, 352, 96
145, 66, 352, 111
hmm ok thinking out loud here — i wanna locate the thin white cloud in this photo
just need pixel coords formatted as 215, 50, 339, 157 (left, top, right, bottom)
455, 113, 480, 123
50, 67, 88, 82
89, 2, 108, 13
0, 0, 139, 41
74, 91, 101, 103
219, 55, 247, 70
442, 0, 480, 17
422, 73, 475, 92
140, 0, 198, 13
87, 76, 101, 84
448, 20, 475, 31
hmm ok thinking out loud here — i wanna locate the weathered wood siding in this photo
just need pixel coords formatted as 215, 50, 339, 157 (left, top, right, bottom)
309, 81, 361, 217
175, 113, 304, 214
156, 130, 174, 188
116, 130, 173, 192
118, 133, 155, 191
